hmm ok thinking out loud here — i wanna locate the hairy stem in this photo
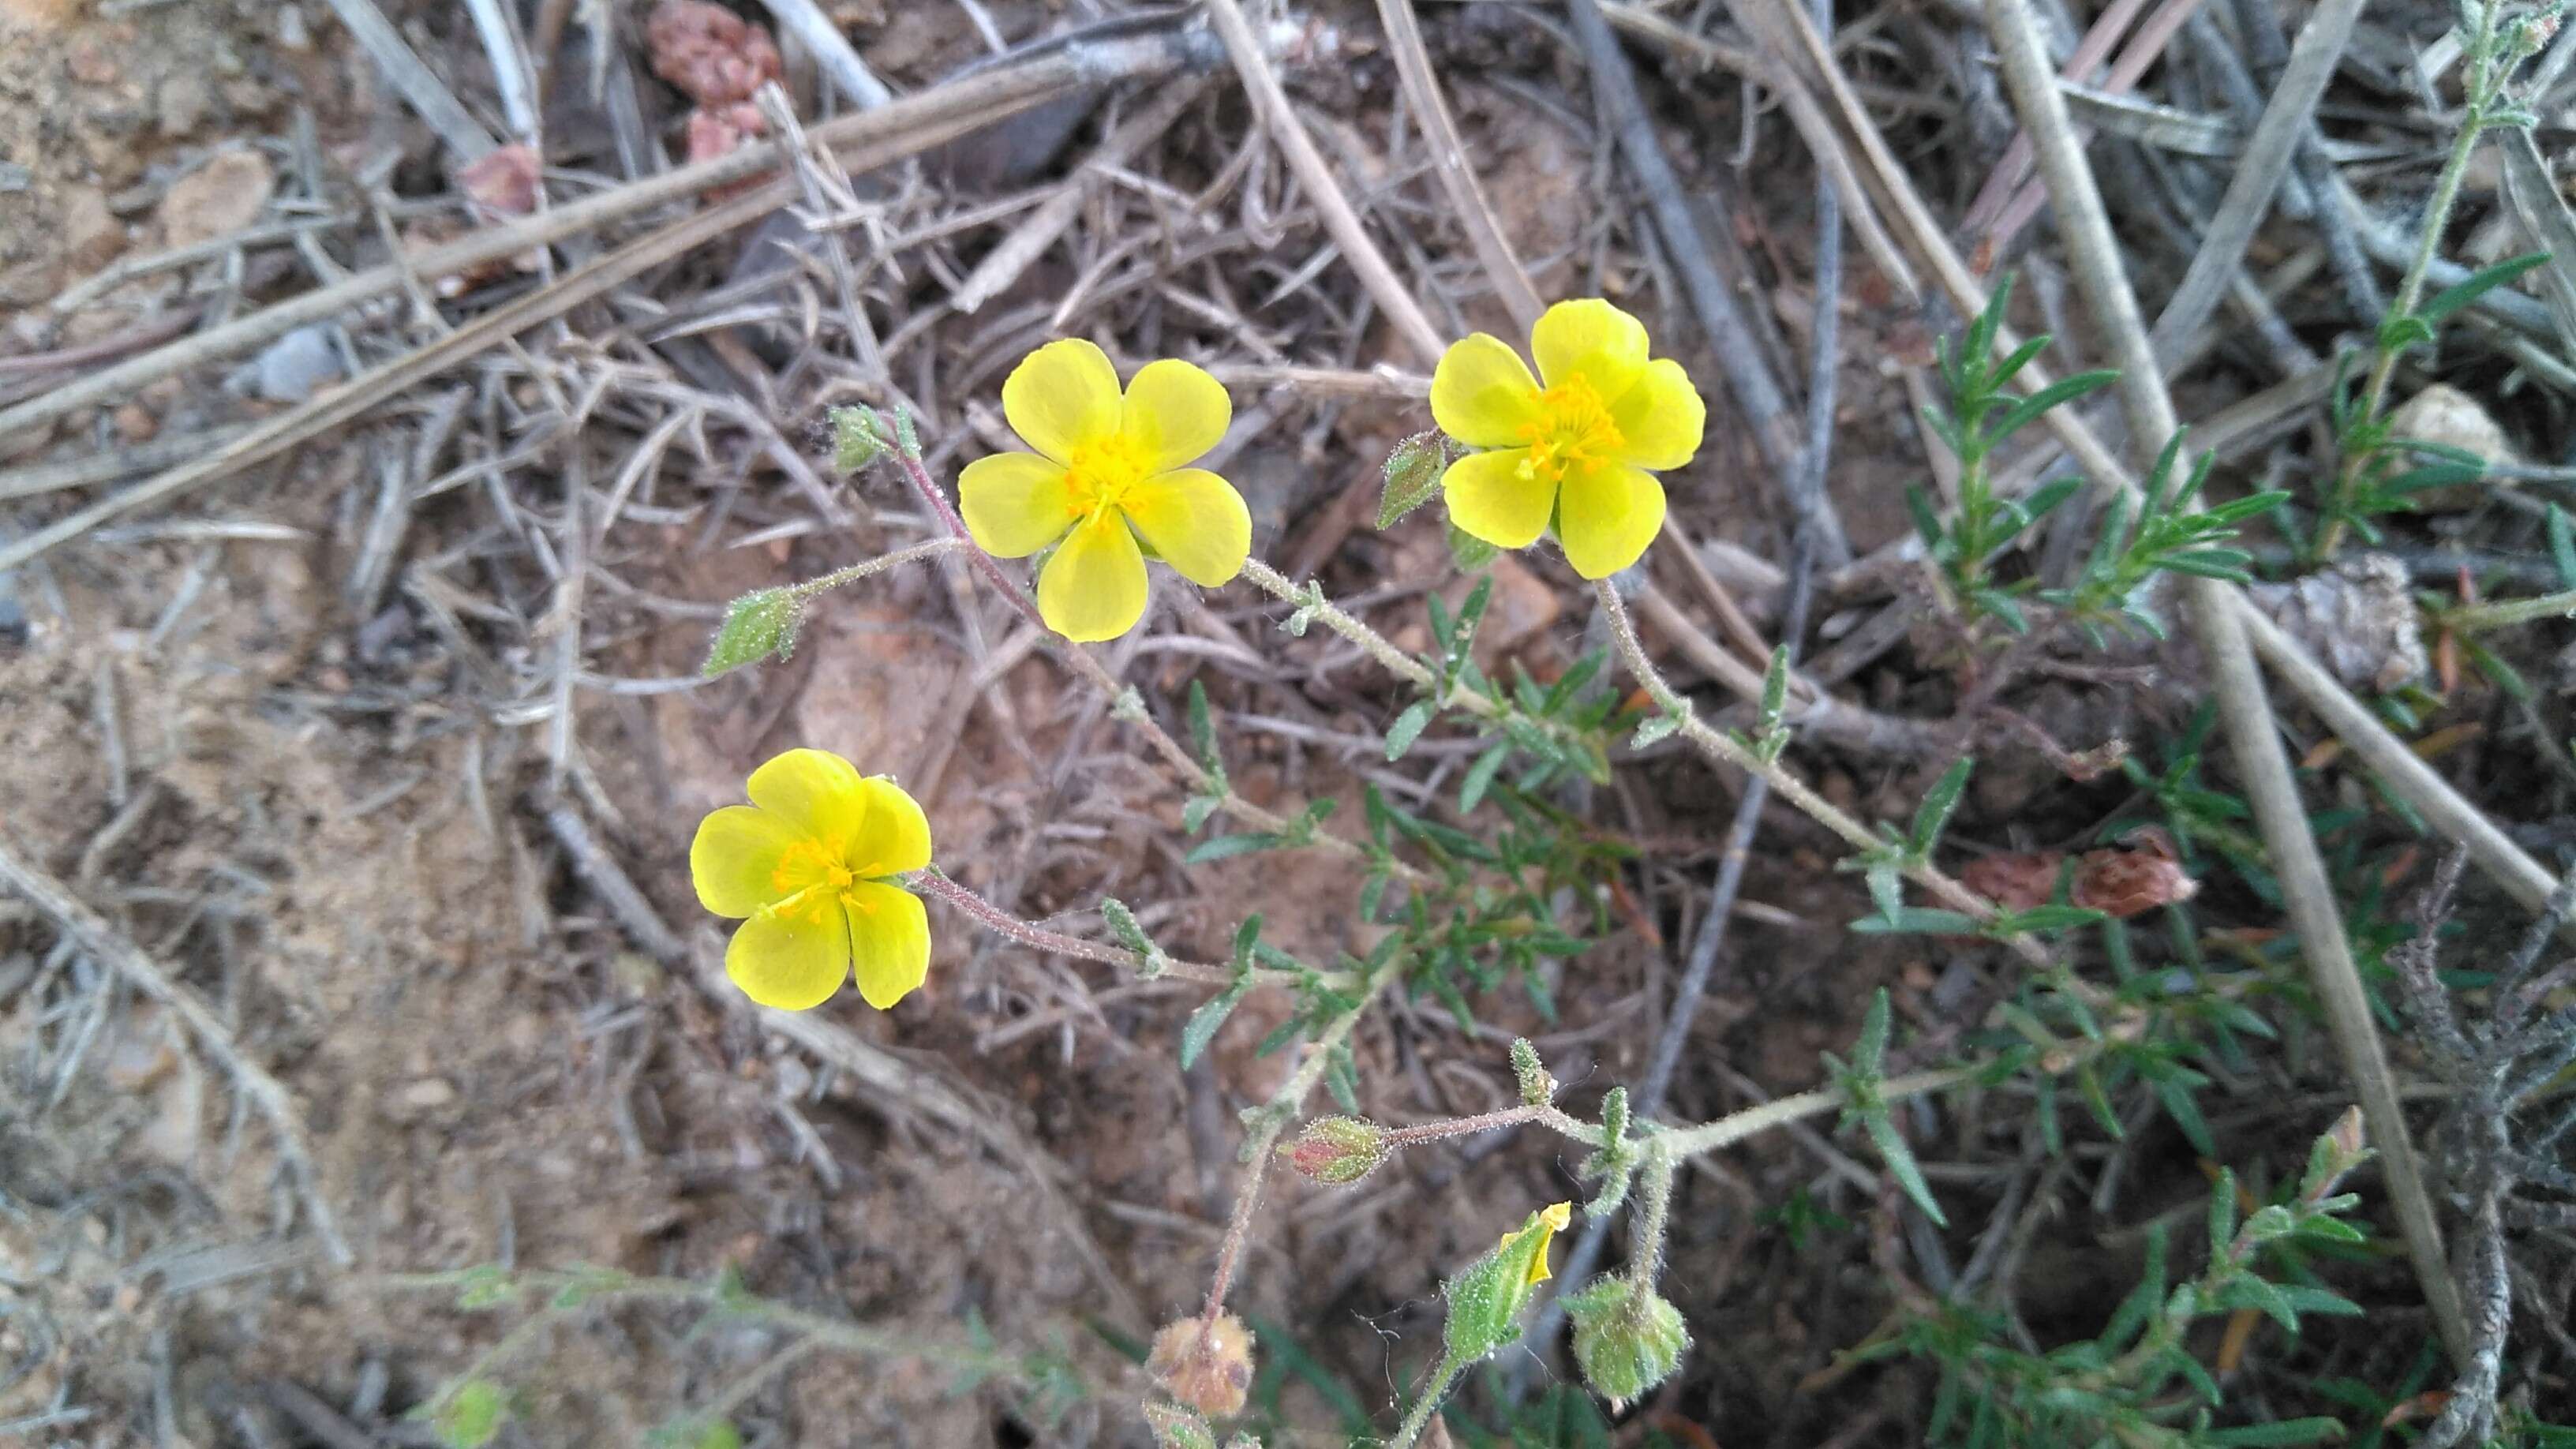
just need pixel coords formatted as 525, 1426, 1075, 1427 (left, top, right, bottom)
909, 867, 1354, 990
1386, 1348, 1473, 1449
791, 535, 968, 598
1623, 1144, 1678, 1286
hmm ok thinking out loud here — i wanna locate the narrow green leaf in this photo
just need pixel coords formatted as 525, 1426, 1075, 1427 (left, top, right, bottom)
1385, 699, 1437, 760
1985, 369, 2120, 446
1459, 741, 1512, 814
2201, 1418, 2349, 1447
1911, 759, 1975, 855
1447, 520, 1500, 571
1862, 1109, 1949, 1226
1188, 680, 1222, 773
1180, 978, 1253, 1068
2552, 504, 2576, 590
2208, 1166, 2239, 1250
1186, 833, 1279, 865
1848, 908, 1982, 935
2420, 251, 2551, 324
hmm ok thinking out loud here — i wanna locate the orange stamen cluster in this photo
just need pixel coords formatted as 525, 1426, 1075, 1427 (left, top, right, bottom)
1515, 376, 1624, 485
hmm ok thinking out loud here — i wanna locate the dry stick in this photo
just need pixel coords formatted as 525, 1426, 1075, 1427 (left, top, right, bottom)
751, 0, 897, 109
1601, 3, 1920, 304
2141, 0, 2374, 360
1983, 0, 2473, 1365
0, 839, 354, 1266
317, 0, 500, 160
1563, 0, 1852, 567
1733, 0, 2572, 944
1376, 0, 1547, 331
1199, 0, 1447, 367
0, 36, 1190, 443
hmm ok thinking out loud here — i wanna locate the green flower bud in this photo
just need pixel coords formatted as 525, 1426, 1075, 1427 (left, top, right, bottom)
1143, 1403, 1217, 1449
1566, 1277, 1688, 1410
1285, 1116, 1390, 1185
701, 587, 802, 677
1441, 1201, 1572, 1361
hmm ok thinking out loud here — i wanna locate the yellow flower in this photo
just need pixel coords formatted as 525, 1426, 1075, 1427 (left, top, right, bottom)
690, 749, 934, 1012
1430, 298, 1705, 578
959, 339, 1252, 642
1501, 1200, 1574, 1287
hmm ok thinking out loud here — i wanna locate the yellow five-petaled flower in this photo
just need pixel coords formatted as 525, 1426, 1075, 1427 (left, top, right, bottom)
691, 749, 934, 1012
1432, 298, 1705, 579
960, 340, 1252, 643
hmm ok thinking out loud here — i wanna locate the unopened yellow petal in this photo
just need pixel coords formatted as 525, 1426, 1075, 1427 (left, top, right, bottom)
726, 906, 851, 1011
1123, 468, 1251, 587
1430, 333, 1543, 447
851, 777, 932, 876
1532, 298, 1649, 401
1002, 338, 1123, 463
1527, 1200, 1571, 1284
1442, 447, 1555, 550
1557, 464, 1667, 579
746, 748, 869, 845
1037, 510, 1149, 642
1121, 358, 1232, 473
1608, 358, 1705, 472
845, 882, 931, 1009
691, 805, 801, 918
960, 451, 1075, 558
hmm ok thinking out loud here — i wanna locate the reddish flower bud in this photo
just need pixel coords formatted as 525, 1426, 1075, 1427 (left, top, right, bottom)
1285, 1116, 1389, 1185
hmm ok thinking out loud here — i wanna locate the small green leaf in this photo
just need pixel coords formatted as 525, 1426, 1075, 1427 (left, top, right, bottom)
1180, 977, 1254, 1068
1848, 908, 1982, 934
2420, 251, 2551, 324
1386, 699, 1436, 760
2550, 505, 2576, 590
1181, 796, 1222, 834
431, 1382, 507, 1449
1459, 741, 1512, 814
702, 588, 802, 676
2208, 1166, 2239, 1249
1630, 711, 1683, 748
2200, 1418, 2349, 1447
1910, 759, 1974, 855
1186, 833, 1279, 865
1758, 645, 1790, 734
1447, 520, 1500, 571
1379, 432, 1451, 530
1188, 680, 1222, 777
1860, 1109, 1948, 1226
1984, 369, 2119, 447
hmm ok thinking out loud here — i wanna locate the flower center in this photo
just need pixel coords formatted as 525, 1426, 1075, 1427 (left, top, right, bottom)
1064, 433, 1152, 522
769, 837, 861, 923
1514, 376, 1625, 485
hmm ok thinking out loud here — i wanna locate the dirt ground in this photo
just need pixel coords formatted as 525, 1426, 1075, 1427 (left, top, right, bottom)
8, 0, 2573, 1445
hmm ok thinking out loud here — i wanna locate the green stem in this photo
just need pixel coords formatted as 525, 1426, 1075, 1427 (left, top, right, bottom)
2448, 586, 2576, 632
789, 536, 967, 598
1623, 1144, 1678, 1286
2323, 0, 2500, 557
1385, 1349, 1473, 1449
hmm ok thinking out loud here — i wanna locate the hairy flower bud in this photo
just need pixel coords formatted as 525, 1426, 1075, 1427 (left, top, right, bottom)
1566, 1277, 1689, 1410
1148, 1314, 1255, 1419
1143, 1402, 1216, 1449
1285, 1116, 1389, 1185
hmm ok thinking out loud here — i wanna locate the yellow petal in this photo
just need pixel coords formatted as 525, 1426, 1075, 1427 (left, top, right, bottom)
1002, 338, 1122, 464
746, 748, 869, 845
960, 451, 1074, 558
845, 882, 931, 1009
1430, 333, 1543, 447
1528, 1200, 1572, 1285
1532, 298, 1649, 400
1123, 468, 1251, 587
726, 905, 851, 1011
1608, 358, 1705, 472
1037, 510, 1149, 642
1556, 464, 1667, 579
1441, 447, 1554, 550
1121, 358, 1232, 473
691, 805, 801, 918
851, 777, 933, 876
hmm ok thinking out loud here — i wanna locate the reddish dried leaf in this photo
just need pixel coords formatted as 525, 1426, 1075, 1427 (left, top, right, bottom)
2069, 834, 2198, 918
1960, 852, 2062, 913
457, 144, 542, 217
646, 0, 784, 108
